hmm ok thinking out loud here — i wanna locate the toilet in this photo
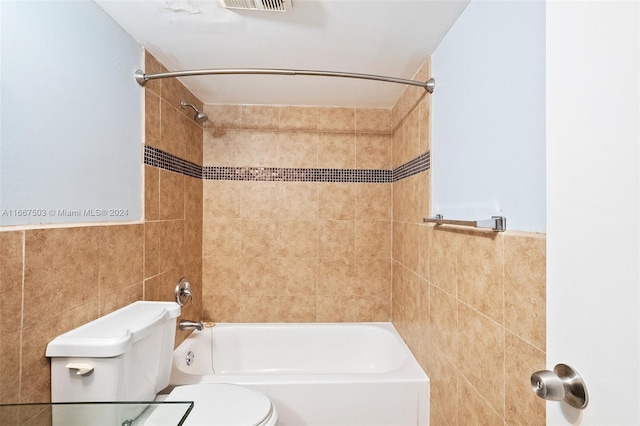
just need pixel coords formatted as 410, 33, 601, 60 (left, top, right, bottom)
45, 301, 277, 426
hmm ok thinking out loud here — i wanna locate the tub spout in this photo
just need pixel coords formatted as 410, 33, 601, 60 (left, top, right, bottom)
179, 320, 203, 331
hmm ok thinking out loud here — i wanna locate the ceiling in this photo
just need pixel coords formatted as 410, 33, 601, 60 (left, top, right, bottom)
96, 0, 469, 107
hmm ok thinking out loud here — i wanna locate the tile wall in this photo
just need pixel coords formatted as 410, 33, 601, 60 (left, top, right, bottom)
201, 104, 394, 322
389, 59, 547, 425
0, 52, 203, 406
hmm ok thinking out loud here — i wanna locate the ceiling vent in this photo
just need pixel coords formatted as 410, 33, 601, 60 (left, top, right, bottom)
218, 0, 290, 12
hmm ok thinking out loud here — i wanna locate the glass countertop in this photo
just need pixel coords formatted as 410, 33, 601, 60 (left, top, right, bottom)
0, 401, 194, 426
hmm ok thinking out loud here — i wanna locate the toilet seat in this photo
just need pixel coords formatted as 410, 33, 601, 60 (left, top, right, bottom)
166, 384, 277, 426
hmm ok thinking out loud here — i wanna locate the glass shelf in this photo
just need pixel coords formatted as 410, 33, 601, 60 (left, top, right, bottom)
0, 401, 194, 426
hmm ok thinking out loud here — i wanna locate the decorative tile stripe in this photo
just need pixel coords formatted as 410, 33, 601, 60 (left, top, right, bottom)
392, 151, 430, 182
143, 145, 429, 182
202, 166, 391, 183
144, 146, 201, 179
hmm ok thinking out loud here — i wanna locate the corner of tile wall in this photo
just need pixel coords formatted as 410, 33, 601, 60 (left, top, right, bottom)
388, 53, 546, 425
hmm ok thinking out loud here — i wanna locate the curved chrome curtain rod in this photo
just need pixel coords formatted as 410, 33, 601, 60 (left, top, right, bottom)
134, 68, 435, 93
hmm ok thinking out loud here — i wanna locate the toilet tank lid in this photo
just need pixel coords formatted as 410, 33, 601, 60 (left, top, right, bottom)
45, 302, 181, 358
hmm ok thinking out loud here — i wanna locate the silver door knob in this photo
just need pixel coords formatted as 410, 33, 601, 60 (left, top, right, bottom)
531, 364, 588, 409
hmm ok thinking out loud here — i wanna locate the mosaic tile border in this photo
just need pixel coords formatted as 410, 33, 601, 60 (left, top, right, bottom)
144, 146, 201, 179
144, 145, 429, 183
202, 167, 392, 183
392, 152, 430, 182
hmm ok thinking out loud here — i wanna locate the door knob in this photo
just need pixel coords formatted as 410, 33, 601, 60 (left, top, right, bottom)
531, 363, 588, 409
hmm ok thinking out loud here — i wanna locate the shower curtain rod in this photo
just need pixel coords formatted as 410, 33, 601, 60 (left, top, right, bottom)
134, 68, 436, 93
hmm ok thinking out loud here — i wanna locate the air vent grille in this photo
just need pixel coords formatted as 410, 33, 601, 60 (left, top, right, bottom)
220, 0, 287, 12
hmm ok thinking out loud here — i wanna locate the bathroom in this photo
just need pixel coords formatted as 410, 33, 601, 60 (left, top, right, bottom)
1, 0, 639, 425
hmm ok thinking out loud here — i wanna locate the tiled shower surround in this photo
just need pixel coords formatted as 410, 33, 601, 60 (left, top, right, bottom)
0, 53, 546, 425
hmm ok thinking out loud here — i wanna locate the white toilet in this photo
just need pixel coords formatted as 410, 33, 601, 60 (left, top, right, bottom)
46, 301, 277, 426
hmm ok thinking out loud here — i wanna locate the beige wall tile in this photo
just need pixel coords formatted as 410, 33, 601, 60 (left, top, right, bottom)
456, 231, 504, 324
355, 220, 391, 258
356, 134, 392, 170
241, 295, 279, 322
318, 220, 355, 258
278, 295, 316, 322
419, 97, 431, 152
429, 347, 459, 426
402, 222, 420, 272
242, 105, 280, 130
505, 332, 546, 425
276, 131, 318, 168
355, 257, 391, 298
429, 228, 459, 295
278, 257, 317, 296
403, 107, 421, 163
99, 224, 144, 296
159, 220, 184, 272
278, 182, 318, 220
159, 169, 185, 220
318, 257, 356, 296
355, 294, 390, 321
318, 183, 355, 220
203, 180, 244, 219
203, 294, 240, 322
144, 51, 163, 96
457, 303, 505, 417
184, 120, 204, 166
203, 218, 243, 257
240, 257, 280, 297
23, 227, 100, 328
318, 133, 355, 169
318, 107, 355, 132
392, 124, 404, 169
316, 295, 356, 322
505, 233, 546, 350
144, 166, 160, 220
279, 106, 317, 131
185, 177, 203, 221
241, 181, 279, 219
144, 221, 161, 279
202, 256, 241, 296
418, 224, 431, 280
277, 220, 317, 258
457, 376, 503, 426
430, 285, 458, 364
101, 283, 143, 316
0, 231, 23, 337
356, 108, 392, 133
0, 331, 21, 403
203, 104, 242, 129
355, 183, 391, 221
160, 101, 187, 159
184, 216, 203, 263
242, 220, 279, 257
145, 91, 161, 148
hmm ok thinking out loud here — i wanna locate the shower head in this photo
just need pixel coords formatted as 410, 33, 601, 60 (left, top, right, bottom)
180, 101, 208, 123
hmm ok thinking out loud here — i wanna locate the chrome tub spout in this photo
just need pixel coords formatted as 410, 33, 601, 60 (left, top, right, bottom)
179, 320, 204, 331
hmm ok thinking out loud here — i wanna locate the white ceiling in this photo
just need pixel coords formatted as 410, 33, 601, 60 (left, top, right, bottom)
96, 0, 469, 107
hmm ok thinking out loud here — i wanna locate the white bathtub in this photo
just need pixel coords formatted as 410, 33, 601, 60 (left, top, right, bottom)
169, 323, 429, 425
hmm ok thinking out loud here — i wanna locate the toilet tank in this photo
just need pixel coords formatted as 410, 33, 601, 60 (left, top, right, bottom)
46, 301, 180, 403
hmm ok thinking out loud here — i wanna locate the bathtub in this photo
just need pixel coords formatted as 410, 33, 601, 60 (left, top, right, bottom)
169, 323, 429, 425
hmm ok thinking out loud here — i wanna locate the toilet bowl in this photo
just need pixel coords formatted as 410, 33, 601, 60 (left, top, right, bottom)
158, 384, 277, 426
46, 302, 277, 426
